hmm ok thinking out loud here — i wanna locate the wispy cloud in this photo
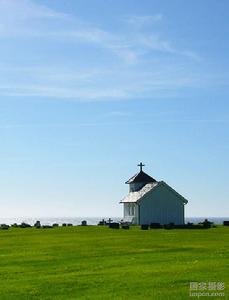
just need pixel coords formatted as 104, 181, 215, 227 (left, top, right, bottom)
0, 1, 198, 62
124, 14, 163, 28
108, 111, 133, 117
0, 59, 216, 100
0, 0, 66, 20
0, 0, 206, 100
0, 84, 130, 100
0, 60, 210, 100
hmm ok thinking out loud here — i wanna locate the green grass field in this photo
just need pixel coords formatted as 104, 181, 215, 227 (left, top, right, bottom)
0, 226, 228, 300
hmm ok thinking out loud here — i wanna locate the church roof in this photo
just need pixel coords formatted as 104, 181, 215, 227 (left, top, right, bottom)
121, 182, 158, 203
125, 171, 157, 184
120, 181, 188, 204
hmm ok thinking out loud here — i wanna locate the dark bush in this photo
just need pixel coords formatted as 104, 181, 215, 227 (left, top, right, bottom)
163, 223, 175, 229
109, 222, 119, 229
0, 224, 9, 230
141, 224, 149, 230
122, 225, 129, 229
198, 219, 213, 228
67, 223, 73, 227
192, 224, 205, 229
42, 225, 53, 229
62, 223, 67, 227
203, 221, 212, 228
52, 223, 59, 227
187, 222, 193, 226
81, 220, 87, 226
223, 221, 229, 226
150, 223, 162, 229
163, 223, 211, 230
11, 223, 18, 228
19, 222, 31, 228
164, 224, 173, 230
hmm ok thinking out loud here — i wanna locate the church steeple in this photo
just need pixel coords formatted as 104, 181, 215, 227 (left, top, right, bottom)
125, 163, 157, 192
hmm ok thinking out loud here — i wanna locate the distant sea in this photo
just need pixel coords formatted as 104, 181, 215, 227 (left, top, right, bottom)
0, 217, 228, 226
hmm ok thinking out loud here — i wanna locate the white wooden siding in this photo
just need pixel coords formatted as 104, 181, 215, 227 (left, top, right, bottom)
139, 184, 185, 225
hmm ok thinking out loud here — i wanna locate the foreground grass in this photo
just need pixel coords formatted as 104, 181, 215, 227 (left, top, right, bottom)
0, 226, 228, 300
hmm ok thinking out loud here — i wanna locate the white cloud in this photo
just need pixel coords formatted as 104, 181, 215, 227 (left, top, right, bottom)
0, 62, 207, 100
0, 0, 204, 100
0, 0, 198, 63
0, 84, 130, 100
0, 0, 66, 21
124, 14, 163, 28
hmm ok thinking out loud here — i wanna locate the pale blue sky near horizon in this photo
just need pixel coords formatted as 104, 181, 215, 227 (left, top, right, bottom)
0, 0, 228, 218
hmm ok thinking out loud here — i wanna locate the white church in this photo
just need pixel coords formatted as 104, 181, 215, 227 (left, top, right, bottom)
120, 163, 188, 225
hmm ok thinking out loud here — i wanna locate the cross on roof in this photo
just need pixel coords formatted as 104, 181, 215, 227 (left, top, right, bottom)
138, 162, 145, 172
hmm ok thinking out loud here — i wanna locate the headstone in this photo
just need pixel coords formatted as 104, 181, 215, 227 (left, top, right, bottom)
81, 220, 87, 226
34, 221, 41, 228
98, 219, 107, 225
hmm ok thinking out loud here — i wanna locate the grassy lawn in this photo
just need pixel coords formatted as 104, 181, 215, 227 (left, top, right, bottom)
0, 226, 228, 300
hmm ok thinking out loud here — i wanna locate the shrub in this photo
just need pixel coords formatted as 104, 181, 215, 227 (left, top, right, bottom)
19, 222, 31, 228
141, 224, 149, 230
11, 223, 19, 228
163, 223, 210, 230
223, 221, 229, 226
198, 219, 213, 229
164, 224, 173, 230
109, 222, 119, 229
0, 224, 9, 230
122, 225, 129, 229
150, 223, 162, 229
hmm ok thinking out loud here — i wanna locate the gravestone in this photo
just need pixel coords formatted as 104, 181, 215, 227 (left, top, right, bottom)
34, 221, 41, 228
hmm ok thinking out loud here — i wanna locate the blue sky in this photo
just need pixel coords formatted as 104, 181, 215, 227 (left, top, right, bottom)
0, 0, 228, 218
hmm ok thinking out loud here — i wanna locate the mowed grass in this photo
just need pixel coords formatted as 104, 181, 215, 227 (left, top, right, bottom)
0, 226, 228, 300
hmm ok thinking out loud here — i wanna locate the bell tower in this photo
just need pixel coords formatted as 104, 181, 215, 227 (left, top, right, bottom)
125, 162, 157, 192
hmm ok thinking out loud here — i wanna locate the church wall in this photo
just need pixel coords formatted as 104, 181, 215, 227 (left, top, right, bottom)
139, 184, 185, 225
123, 203, 138, 224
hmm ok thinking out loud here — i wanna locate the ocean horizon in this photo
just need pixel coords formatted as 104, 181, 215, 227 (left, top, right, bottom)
0, 216, 228, 226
